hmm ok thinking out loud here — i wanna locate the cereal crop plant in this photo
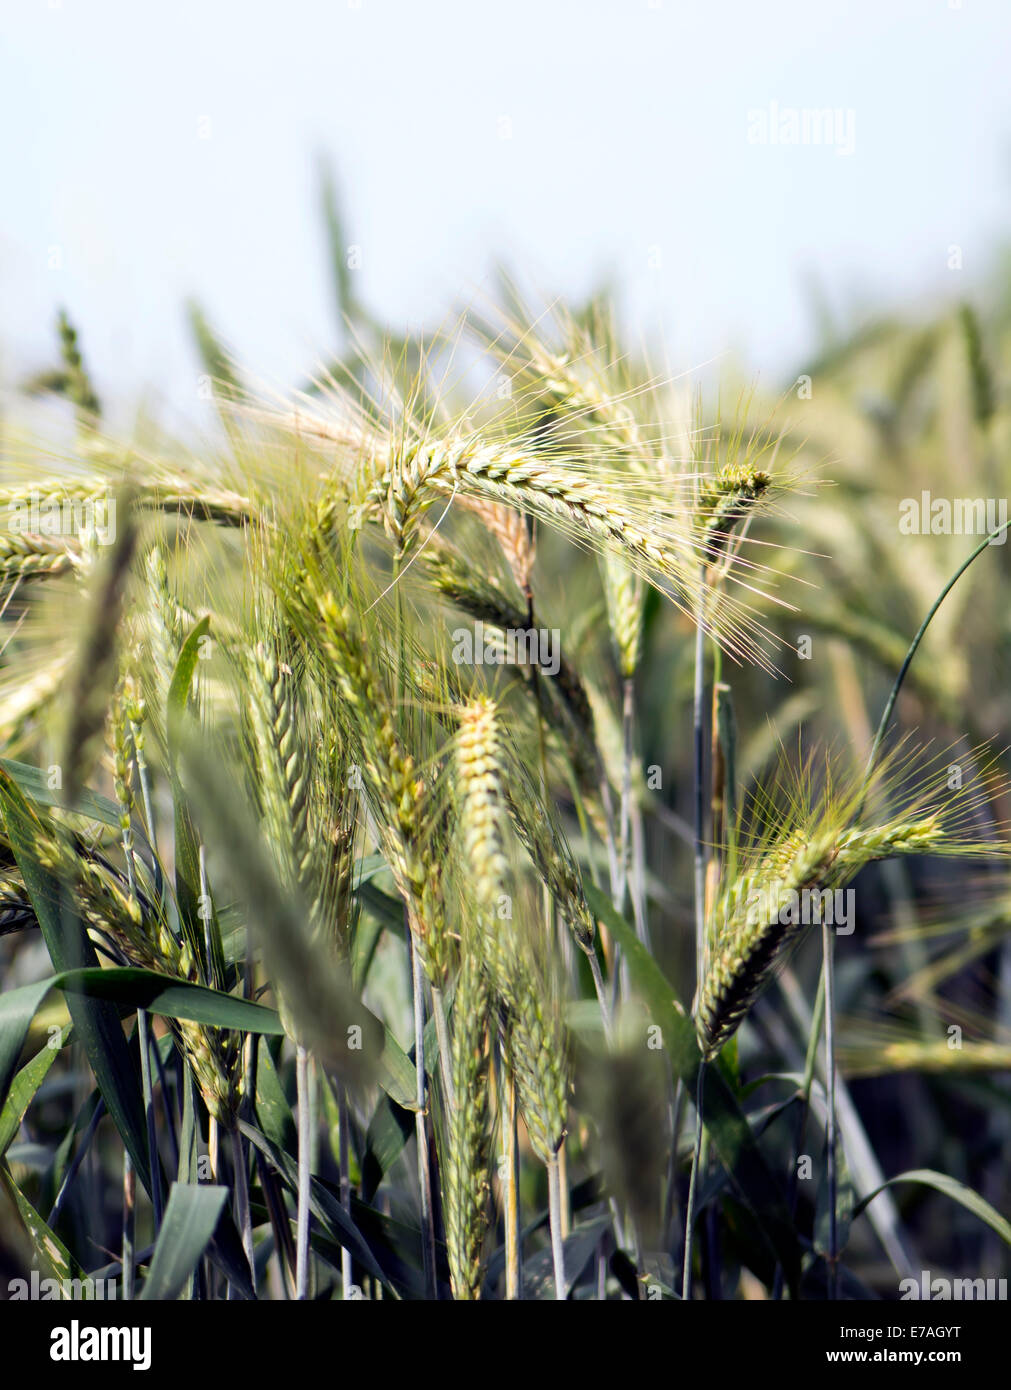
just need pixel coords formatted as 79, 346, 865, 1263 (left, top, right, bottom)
1, 256, 1010, 1304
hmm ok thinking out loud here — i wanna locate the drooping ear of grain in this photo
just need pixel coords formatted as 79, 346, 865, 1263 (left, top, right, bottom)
695, 817, 955, 1060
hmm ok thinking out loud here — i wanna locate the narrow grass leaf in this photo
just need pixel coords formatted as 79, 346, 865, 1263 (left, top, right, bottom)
0, 1163, 92, 1291
0, 758, 147, 846
854, 1168, 1011, 1248
138, 1182, 228, 1300
0, 1024, 72, 1156
51, 967, 286, 1034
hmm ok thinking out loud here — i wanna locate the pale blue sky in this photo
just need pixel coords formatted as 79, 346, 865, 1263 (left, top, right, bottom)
2, 0, 1009, 428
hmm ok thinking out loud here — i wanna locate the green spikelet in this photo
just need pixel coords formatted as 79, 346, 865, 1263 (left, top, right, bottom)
694, 462, 772, 567
495, 946, 569, 1164
145, 545, 186, 705
456, 698, 509, 914
246, 641, 312, 896
0, 533, 77, 585
601, 555, 644, 679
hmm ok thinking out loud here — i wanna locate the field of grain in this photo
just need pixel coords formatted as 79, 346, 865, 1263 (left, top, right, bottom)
1, 196, 1010, 1305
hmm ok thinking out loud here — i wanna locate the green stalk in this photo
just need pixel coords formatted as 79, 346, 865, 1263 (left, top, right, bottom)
339, 1084, 353, 1299
121, 1149, 135, 1300
295, 1043, 312, 1299
684, 571, 708, 1301
693, 580, 708, 991
501, 1051, 522, 1299
862, 521, 1008, 807
617, 677, 634, 915
408, 928, 438, 1298
681, 1062, 706, 1300
546, 1150, 567, 1300
585, 944, 613, 1046
390, 540, 437, 1297
629, 798, 651, 952
599, 775, 621, 900
822, 921, 839, 1299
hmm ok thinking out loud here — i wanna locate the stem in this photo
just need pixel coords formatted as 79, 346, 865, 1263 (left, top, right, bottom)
599, 775, 622, 900
198, 842, 215, 985
823, 921, 839, 1299
860, 521, 1008, 810
502, 1058, 522, 1300
558, 1137, 571, 1239
617, 677, 634, 913
339, 1085, 353, 1299
208, 1114, 219, 1178
681, 1063, 706, 1301
295, 1043, 312, 1300
582, 941, 613, 1045
629, 798, 651, 952
121, 1149, 135, 1301
693, 579, 708, 996
121, 826, 137, 898
408, 928, 437, 1299
547, 1151, 567, 1300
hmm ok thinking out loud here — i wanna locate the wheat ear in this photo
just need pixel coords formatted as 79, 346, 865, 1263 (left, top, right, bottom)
695, 818, 952, 1061
245, 641, 313, 897
0, 532, 79, 584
